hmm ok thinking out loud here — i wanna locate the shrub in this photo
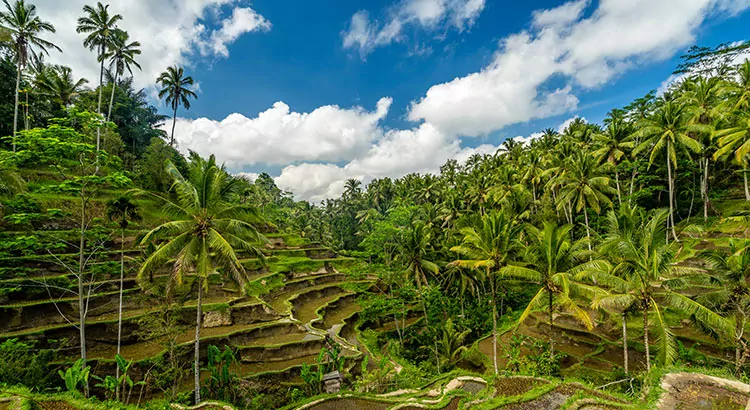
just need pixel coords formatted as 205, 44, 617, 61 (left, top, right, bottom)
0, 338, 57, 390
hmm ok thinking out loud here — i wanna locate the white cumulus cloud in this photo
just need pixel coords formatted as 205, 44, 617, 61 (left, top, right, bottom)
167, 98, 392, 167
408, 0, 749, 137
34, 0, 270, 90
342, 0, 486, 57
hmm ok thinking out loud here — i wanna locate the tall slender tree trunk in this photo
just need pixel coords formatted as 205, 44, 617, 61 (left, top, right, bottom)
24, 89, 29, 130
666, 142, 679, 241
170, 105, 178, 146
490, 270, 498, 375
628, 169, 637, 206
583, 207, 592, 252
548, 291, 554, 359
107, 73, 118, 122
78, 192, 88, 396
615, 169, 622, 205
390, 288, 403, 345
702, 158, 709, 220
419, 295, 440, 374
12, 59, 21, 152
194, 283, 202, 404
116, 226, 125, 397
96, 51, 105, 153
643, 308, 650, 372
743, 169, 750, 202
735, 308, 746, 377
622, 313, 628, 374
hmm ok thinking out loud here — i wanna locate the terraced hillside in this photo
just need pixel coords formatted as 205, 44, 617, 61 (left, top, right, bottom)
0, 224, 378, 396
472, 208, 749, 384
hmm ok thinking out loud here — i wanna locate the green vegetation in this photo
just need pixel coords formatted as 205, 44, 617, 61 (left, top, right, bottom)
0, 1, 750, 409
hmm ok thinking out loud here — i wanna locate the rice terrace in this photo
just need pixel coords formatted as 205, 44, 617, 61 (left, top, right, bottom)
1, 0, 750, 409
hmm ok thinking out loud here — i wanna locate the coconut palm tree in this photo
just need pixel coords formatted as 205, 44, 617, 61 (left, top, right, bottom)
701, 239, 750, 376
102, 29, 141, 121
592, 113, 634, 204
105, 196, 140, 397
500, 222, 599, 358
554, 151, 616, 251
587, 208, 730, 372
682, 76, 722, 218
634, 98, 707, 241
397, 222, 438, 290
725, 60, 750, 112
36, 65, 88, 107
714, 113, 750, 201
77, 2, 122, 152
0, 0, 59, 151
137, 154, 265, 404
450, 211, 522, 375
157, 65, 197, 146
396, 222, 441, 370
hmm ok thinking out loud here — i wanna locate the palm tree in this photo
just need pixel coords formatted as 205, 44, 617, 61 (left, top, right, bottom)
701, 239, 750, 376
587, 208, 730, 372
682, 76, 722, 218
37, 65, 88, 107
592, 114, 634, 204
157, 65, 197, 146
76, 1, 122, 152
102, 29, 141, 121
397, 222, 438, 289
714, 113, 750, 201
726, 60, 750, 112
500, 222, 599, 358
396, 222, 441, 370
343, 178, 362, 199
634, 98, 707, 241
105, 196, 140, 397
450, 212, 522, 375
554, 151, 615, 251
137, 154, 265, 404
0, 0, 59, 151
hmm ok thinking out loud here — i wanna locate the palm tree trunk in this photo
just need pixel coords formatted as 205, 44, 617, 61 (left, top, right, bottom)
116, 226, 125, 397
702, 158, 709, 221
390, 288, 403, 345
96, 50, 105, 153
548, 291, 554, 359
419, 295, 440, 374
735, 308, 745, 377
643, 308, 650, 372
743, 169, 750, 202
194, 282, 202, 404
490, 270, 498, 375
24, 89, 29, 131
584, 207, 592, 252
170, 105, 178, 146
622, 313, 628, 374
628, 169, 637, 206
615, 169, 622, 205
107, 73, 118, 122
78, 192, 88, 396
12, 59, 21, 152
666, 142, 678, 241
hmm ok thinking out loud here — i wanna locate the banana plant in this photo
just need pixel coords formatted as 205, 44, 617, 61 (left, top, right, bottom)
58, 358, 90, 396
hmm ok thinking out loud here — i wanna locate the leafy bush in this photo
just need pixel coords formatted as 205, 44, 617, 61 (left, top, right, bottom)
0, 338, 57, 390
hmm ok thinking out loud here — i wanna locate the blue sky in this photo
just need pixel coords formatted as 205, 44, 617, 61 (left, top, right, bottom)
43, 0, 750, 201
191, 0, 746, 131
